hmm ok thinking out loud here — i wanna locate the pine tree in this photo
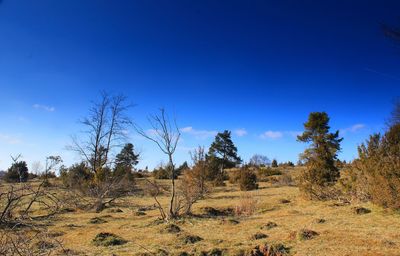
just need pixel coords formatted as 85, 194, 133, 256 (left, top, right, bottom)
115, 143, 139, 170
207, 130, 242, 185
5, 161, 29, 183
297, 112, 343, 199
271, 159, 278, 168
114, 143, 139, 180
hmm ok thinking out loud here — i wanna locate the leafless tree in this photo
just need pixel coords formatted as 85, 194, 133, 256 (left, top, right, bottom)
68, 91, 132, 174
10, 154, 23, 183
188, 146, 208, 196
67, 92, 134, 212
42, 156, 62, 184
31, 161, 43, 176
135, 108, 181, 220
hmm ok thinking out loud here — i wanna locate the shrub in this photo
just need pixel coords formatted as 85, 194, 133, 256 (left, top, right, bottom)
238, 168, 258, 191
261, 222, 278, 230
178, 165, 209, 215
60, 162, 93, 191
258, 167, 282, 177
247, 242, 290, 256
4, 161, 29, 183
153, 166, 172, 179
339, 124, 400, 209
291, 229, 319, 241
92, 232, 127, 247
251, 232, 268, 240
182, 235, 202, 244
235, 192, 258, 216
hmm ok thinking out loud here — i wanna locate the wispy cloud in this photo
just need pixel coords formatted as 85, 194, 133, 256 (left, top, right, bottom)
365, 68, 400, 81
260, 130, 283, 139
341, 124, 366, 134
33, 104, 55, 112
234, 128, 247, 137
0, 133, 22, 145
180, 126, 217, 139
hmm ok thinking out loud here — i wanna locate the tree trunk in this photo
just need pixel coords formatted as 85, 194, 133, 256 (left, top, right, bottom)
168, 154, 176, 219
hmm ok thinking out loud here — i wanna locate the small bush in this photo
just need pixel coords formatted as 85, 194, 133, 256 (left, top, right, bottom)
247, 242, 290, 256
238, 168, 258, 191
258, 167, 282, 177
165, 224, 181, 233
291, 229, 319, 241
251, 232, 268, 240
89, 217, 108, 224
353, 207, 371, 215
261, 222, 278, 230
92, 232, 127, 247
182, 235, 202, 244
201, 207, 234, 217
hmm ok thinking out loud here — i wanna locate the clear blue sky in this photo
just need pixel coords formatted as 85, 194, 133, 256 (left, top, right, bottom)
1, 0, 400, 171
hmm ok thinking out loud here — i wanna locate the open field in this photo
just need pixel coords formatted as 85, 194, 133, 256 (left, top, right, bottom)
17, 177, 399, 256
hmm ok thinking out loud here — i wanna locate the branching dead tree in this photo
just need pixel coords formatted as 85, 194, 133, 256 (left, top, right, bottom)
68, 91, 132, 174
10, 154, 23, 183
67, 92, 134, 211
135, 108, 181, 220
43, 156, 62, 185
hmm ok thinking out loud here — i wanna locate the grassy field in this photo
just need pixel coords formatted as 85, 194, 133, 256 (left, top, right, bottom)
31, 177, 400, 256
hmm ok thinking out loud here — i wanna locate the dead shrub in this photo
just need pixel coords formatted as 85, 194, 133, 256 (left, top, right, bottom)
353, 207, 371, 215
164, 223, 181, 234
235, 192, 258, 217
181, 234, 202, 244
261, 222, 278, 230
290, 229, 319, 241
89, 217, 108, 224
251, 232, 268, 240
246, 242, 290, 256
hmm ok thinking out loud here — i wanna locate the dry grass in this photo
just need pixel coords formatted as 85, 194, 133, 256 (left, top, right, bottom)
3, 176, 400, 255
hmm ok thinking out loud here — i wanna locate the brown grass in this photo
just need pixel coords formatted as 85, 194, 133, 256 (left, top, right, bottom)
3, 176, 400, 255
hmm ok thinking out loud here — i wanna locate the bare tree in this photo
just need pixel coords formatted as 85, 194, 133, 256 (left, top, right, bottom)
42, 156, 62, 185
67, 92, 134, 212
10, 154, 23, 183
135, 108, 181, 220
68, 91, 132, 174
189, 146, 208, 196
31, 161, 43, 176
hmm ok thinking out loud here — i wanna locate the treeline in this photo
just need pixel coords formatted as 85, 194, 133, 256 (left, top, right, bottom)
3, 92, 400, 216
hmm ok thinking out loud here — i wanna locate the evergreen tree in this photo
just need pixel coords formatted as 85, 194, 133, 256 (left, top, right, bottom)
176, 161, 189, 176
115, 143, 139, 170
271, 159, 278, 168
207, 130, 242, 185
4, 161, 29, 183
114, 143, 139, 181
297, 112, 343, 199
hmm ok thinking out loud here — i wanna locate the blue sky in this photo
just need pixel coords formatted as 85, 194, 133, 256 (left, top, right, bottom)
1, 0, 400, 171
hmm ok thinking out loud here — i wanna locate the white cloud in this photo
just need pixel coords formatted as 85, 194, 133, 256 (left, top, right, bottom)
33, 104, 55, 112
341, 124, 366, 134
260, 130, 283, 139
234, 128, 247, 137
0, 133, 22, 145
180, 126, 217, 139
